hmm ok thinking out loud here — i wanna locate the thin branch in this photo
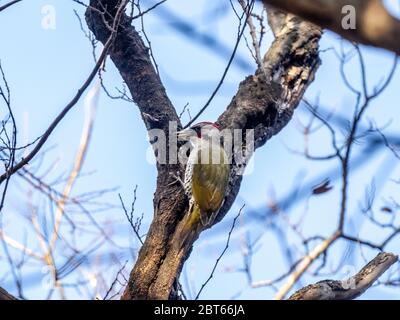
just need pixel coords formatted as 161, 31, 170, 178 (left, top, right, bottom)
195, 205, 244, 299
0, 0, 127, 185
0, 0, 22, 12
48, 80, 101, 252
184, 1, 251, 128
103, 260, 128, 300
129, 0, 167, 20
119, 186, 144, 245
274, 232, 340, 300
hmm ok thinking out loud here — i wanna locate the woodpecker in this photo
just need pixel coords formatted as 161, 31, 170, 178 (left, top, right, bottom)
176, 122, 230, 247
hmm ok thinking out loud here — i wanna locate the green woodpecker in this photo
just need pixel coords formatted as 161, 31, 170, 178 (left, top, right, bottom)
176, 122, 230, 247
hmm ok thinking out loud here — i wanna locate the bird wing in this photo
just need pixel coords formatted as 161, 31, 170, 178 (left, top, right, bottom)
191, 143, 230, 214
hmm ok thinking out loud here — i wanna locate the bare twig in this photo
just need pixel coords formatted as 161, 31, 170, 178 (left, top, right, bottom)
48, 80, 101, 252
184, 1, 251, 128
195, 205, 245, 299
0, 0, 22, 13
274, 232, 340, 300
0, 0, 127, 185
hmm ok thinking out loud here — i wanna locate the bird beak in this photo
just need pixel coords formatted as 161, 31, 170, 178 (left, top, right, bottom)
177, 128, 195, 141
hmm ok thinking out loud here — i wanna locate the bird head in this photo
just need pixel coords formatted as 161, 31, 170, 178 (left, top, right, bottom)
177, 122, 221, 142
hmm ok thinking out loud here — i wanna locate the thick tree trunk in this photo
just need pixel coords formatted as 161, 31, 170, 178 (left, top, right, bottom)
86, 0, 322, 299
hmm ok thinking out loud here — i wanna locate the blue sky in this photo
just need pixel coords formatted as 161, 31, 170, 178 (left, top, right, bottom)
0, 0, 399, 299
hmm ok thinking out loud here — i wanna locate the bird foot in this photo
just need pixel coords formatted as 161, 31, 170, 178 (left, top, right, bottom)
199, 210, 218, 227
167, 171, 185, 189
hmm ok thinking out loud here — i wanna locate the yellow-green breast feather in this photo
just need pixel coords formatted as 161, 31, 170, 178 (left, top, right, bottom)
191, 143, 230, 214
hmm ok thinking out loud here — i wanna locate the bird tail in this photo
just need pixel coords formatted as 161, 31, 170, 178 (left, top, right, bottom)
177, 202, 201, 249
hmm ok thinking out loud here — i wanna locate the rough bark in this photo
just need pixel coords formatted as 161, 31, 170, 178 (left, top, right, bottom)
0, 286, 16, 300
289, 252, 398, 300
216, 11, 322, 222
86, 0, 322, 299
0, 0, 396, 301
262, 0, 400, 55
86, 0, 187, 300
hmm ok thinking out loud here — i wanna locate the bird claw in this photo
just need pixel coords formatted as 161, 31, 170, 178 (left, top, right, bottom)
167, 171, 185, 189
199, 210, 218, 227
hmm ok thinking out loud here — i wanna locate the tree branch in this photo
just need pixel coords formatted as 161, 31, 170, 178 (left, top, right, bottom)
0, 286, 16, 300
0, 0, 22, 13
289, 252, 398, 300
86, 1, 322, 300
86, 0, 185, 301
274, 232, 339, 300
261, 0, 400, 55
216, 10, 322, 225
0, 0, 125, 185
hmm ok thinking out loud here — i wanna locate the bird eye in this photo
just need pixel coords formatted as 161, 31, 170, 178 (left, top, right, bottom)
192, 126, 201, 138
